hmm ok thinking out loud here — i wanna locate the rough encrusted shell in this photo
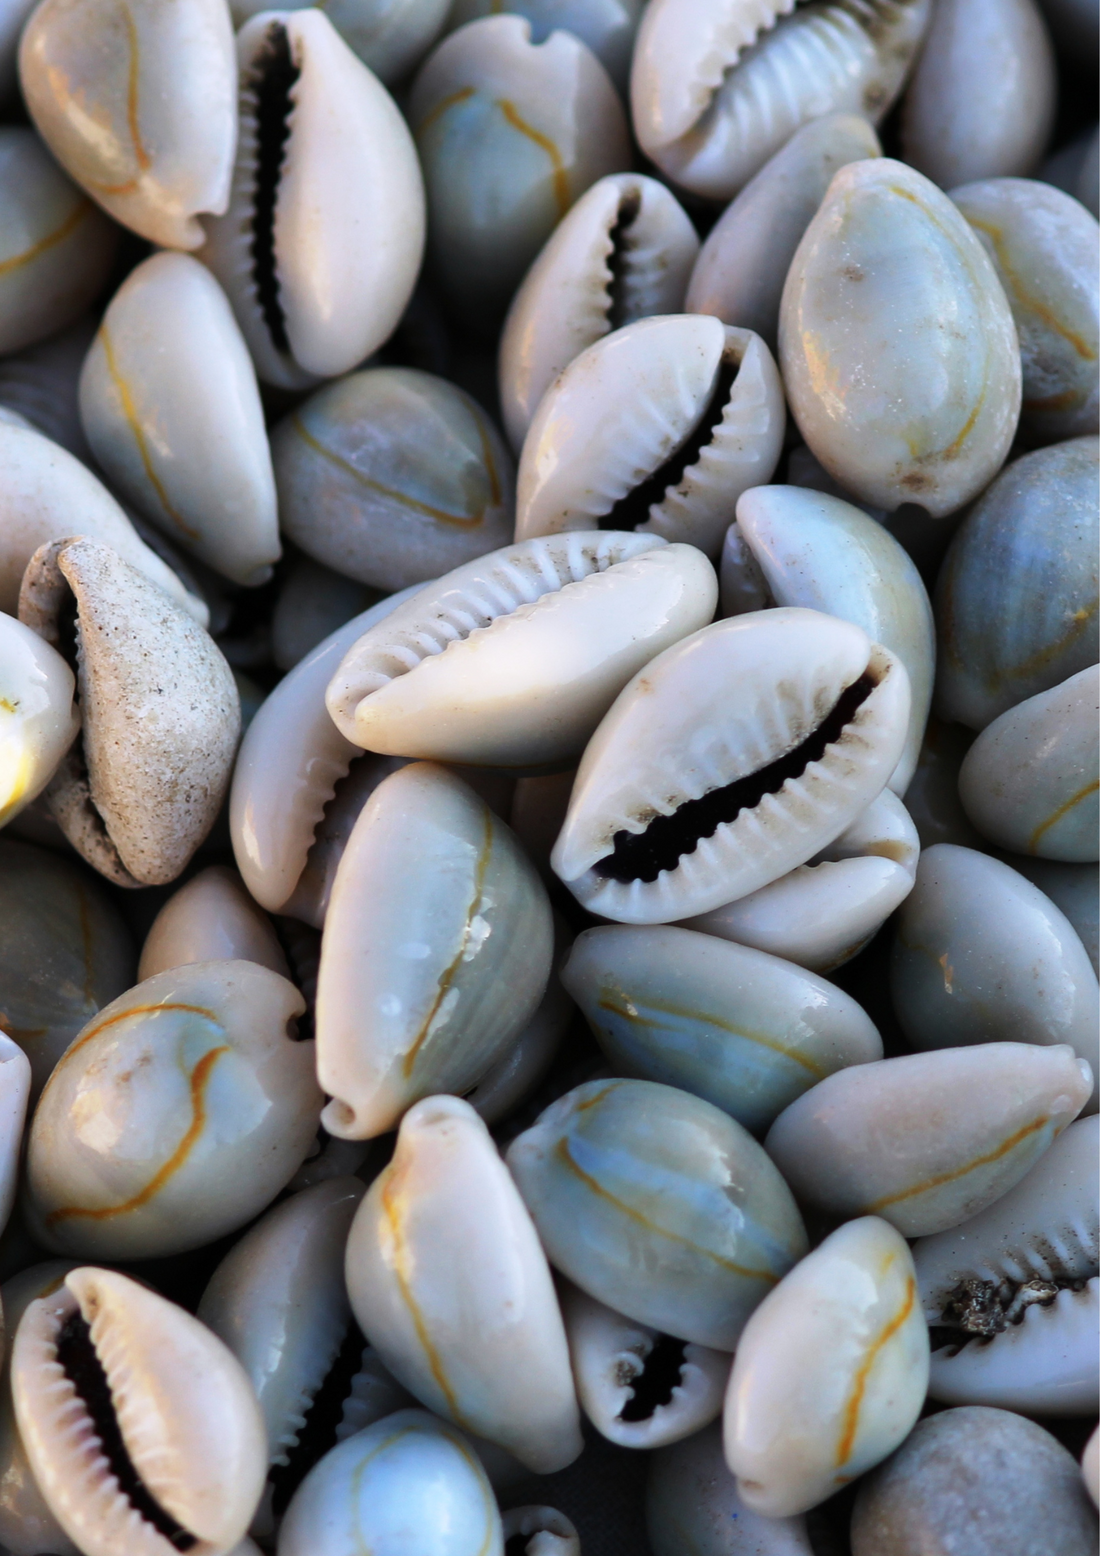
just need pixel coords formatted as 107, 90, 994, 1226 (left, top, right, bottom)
324, 532, 717, 769
137, 865, 289, 982
19, 537, 240, 888
779, 158, 1022, 517
18, 0, 236, 248
515, 315, 785, 556
0, 609, 78, 828
551, 608, 911, 924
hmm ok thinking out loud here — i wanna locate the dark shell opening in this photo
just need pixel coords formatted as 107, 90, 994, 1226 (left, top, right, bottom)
505, 1536, 532, 1556
268, 1320, 368, 1517
593, 670, 877, 885
929, 1273, 1087, 1354
248, 22, 300, 358
617, 1332, 687, 1423
604, 187, 641, 333
56, 1310, 197, 1552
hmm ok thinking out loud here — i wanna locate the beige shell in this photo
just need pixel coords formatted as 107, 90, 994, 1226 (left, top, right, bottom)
137, 866, 289, 982
19, 537, 240, 888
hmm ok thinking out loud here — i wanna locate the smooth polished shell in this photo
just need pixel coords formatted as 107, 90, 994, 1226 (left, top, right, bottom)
515, 315, 785, 557
25, 959, 321, 1259
552, 608, 911, 924
0, 610, 77, 829
1010, 858, 1099, 976
200, 9, 425, 388
79, 251, 280, 587
12, 1267, 266, 1556
499, 174, 700, 452
630, 0, 929, 203
18, 0, 236, 248
765, 1041, 1093, 1236
271, 556, 377, 671
138, 865, 288, 982
562, 924, 882, 1132
448, 0, 642, 89
0, 1034, 30, 1241
506, 1077, 809, 1351
723, 1217, 928, 1516
230, 0, 452, 83
325, 531, 717, 769
779, 158, 1022, 517
273, 368, 514, 592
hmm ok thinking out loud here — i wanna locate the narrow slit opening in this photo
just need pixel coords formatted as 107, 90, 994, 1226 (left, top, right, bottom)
594, 671, 876, 884
248, 23, 299, 358
605, 188, 641, 333
268, 1322, 367, 1517
56, 1311, 197, 1552
618, 1334, 687, 1422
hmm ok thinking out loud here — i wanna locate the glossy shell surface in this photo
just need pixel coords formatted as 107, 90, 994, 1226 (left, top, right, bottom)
137, 865, 288, 982
0, 610, 77, 829
647, 1422, 814, 1555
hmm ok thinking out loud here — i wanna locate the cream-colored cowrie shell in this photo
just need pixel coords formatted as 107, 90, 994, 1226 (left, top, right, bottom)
18, 0, 236, 248
448, 0, 642, 90
317, 763, 553, 1140
200, 10, 425, 389
138, 865, 289, 982
79, 252, 280, 588
24, 959, 321, 1260
552, 608, 910, 924
345, 1096, 583, 1472
901, 0, 1056, 190
723, 1217, 928, 1517
0, 1035, 30, 1242
230, 0, 451, 83
0, 128, 117, 357
12, 1267, 267, 1556
19, 537, 239, 888
779, 158, 1022, 518
1085, 1425, 1100, 1509
499, 174, 700, 453
765, 1041, 1093, 1237
0, 610, 78, 829
1008, 859, 1100, 978
629, 0, 930, 203
325, 532, 717, 770
515, 315, 785, 557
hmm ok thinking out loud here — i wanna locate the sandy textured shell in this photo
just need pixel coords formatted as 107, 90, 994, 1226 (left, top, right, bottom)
630, 0, 929, 202
231, 0, 451, 82
12, 1267, 266, 1556
647, 1422, 814, 1555
272, 556, 377, 672
934, 437, 1099, 729
0, 609, 78, 828
890, 845, 1099, 1104
515, 316, 785, 556
19, 537, 239, 888
272, 368, 514, 592
501, 1505, 580, 1556
0, 128, 117, 356
25, 959, 320, 1259
325, 531, 717, 769
449, 0, 642, 88
901, 0, 1055, 189
563, 924, 882, 1132
765, 1041, 1093, 1236
345, 1096, 582, 1472
951, 178, 1099, 441
552, 608, 911, 924
780, 158, 1022, 518
409, 16, 630, 322
914, 1116, 1099, 1414
79, 252, 279, 587
278, 1410, 503, 1556
723, 1217, 928, 1516
685, 113, 881, 350
506, 1077, 808, 1350
18, 0, 235, 248
685, 788, 920, 973
958, 667, 1099, 861
138, 866, 288, 982
499, 175, 700, 452
200, 10, 425, 388
0, 314, 96, 461
562, 1282, 730, 1449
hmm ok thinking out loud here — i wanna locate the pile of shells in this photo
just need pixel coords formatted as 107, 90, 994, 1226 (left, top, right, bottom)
0, 0, 1096, 1552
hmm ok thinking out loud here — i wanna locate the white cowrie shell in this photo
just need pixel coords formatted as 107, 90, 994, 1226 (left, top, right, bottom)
0, 1035, 30, 1242
138, 865, 289, 982
12, 1266, 267, 1556
200, 10, 425, 389
499, 174, 700, 453
0, 128, 117, 357
685, 113, 882, 351
723, 1217, 928, 1517
277, 1409, 504, 1556
901, 0, 1056, 190
515, 315, 785, 557
325, 532, 717, 770
914, 1116, 1099, 1415
958, 667, 1099, 862
231, 0, 451, 84
345, 1095, 582, 1472
765, 1041, 1093, 1237
25, 959, 321, 1259
552, 608, 911, 925
561, 1282, 730, 1450
1009, 858, 1099, 976
448, 0, 642, 90
629, 0, 930, 203
1084, 1425, 1099, 1508
18, 0, 236, 249
779, 158, 1022, 518
79, 252, 280, 588
0, 610, 78, 829
500, 1505, 580, 1556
